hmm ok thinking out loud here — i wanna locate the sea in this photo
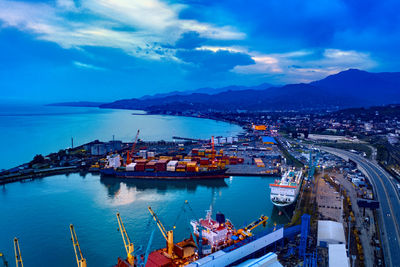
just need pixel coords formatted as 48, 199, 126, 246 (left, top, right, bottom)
0, 103, 285, 266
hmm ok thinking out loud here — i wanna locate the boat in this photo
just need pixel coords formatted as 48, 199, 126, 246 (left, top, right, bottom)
100, 154, 228, 180
116, 205, 268, 267
269, 168, 303, 207
101, 167, 228, 179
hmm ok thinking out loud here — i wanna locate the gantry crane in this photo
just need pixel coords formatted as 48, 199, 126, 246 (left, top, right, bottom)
69, 224, 87, 267
127, 130, 140, 164
116, 212, 135, 266
13, 238, 23, 267
148, 206, 174, 257
235, 215, 268, 240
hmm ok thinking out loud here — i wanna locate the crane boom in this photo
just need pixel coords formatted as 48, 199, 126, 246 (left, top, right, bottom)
13, 238, 23, 267
127, 130, 140, 165
148, 206, 174, 256
236, 215, 268, 240
116, 212, 135, 265
131, 130, 140, 156
70, 224, 87, 267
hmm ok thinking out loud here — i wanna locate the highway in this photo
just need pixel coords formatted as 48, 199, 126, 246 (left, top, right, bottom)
320, 147, 400, 267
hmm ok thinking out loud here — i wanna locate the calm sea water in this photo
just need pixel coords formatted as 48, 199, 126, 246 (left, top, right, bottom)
0, 103, 242, 169
0, 103, 284, 266
0, 174, 284, 267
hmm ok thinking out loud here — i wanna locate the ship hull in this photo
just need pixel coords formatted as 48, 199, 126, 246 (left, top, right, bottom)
269, 169, 304, 208
100, 168, 228, 180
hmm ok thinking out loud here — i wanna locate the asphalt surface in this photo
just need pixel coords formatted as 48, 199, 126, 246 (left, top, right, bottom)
321, 147, 400, 267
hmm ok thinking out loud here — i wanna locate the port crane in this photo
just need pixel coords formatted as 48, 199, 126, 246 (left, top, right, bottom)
13, 238, 23, 267
116, 212, 135, 266
69, 224, 87, 267
0, 252, 9, 267
148, 206, 174, 257
235, 215, 268, 240
127, 130, 140, 164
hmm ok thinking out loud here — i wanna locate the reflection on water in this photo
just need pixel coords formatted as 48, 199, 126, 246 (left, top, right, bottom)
100, 176, 228, 197
0, 174, 285, 267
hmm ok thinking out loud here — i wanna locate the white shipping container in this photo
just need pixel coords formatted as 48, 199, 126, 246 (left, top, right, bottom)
126, 163, 136, 171
167, 160, 178, 171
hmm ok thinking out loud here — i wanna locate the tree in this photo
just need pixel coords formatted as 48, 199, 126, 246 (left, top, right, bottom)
32, 154, 45, 164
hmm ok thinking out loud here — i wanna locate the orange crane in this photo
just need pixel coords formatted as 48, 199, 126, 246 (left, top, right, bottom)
126, 130, 140, 165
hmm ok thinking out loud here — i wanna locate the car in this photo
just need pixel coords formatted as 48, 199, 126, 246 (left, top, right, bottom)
387, 212, 391, 217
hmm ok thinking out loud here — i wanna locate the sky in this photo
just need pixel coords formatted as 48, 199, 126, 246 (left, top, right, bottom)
0, 0, 399, 102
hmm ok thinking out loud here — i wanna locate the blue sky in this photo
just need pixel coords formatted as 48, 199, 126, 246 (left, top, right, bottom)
0, 0, 399, 102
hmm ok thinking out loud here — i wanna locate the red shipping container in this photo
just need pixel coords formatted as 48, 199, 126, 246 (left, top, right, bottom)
155, 159, 168, 171
200, 158, 209, 165
135, 164, 145, 171
229, 158, 238, 165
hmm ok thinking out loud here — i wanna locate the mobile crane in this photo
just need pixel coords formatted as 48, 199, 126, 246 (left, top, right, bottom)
116, 212, 135, 266
69, 224, 87, 267
13, 238, 23, 267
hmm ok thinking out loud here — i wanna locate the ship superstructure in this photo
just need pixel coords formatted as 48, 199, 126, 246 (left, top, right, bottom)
269, 168, 303, 207
190, 210, 235, 254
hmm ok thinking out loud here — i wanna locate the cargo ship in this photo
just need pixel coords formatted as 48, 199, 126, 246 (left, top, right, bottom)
269, 168, 303, 207
116, 205, 268, 267
98, 146, 240, 180
100, 156, 228, 179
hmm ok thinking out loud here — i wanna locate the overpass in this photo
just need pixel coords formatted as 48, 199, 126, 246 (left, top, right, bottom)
320, 147, 400, 267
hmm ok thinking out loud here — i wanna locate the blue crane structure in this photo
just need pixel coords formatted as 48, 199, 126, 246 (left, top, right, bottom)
299, 213, 310, 259
308, 149, 319, 181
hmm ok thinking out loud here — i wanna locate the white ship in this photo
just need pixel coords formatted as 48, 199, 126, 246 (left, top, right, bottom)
269, 168, 303, 207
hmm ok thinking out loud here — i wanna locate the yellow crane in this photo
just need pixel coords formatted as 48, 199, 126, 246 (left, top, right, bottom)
235, 215, 268, 240
148, 206, 174, 257
13, 238, 23, 267
116, 212, 135, 266
0, 251, 9, 267
69, 224, 87, 267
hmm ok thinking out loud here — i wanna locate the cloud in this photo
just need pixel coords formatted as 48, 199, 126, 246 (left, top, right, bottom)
176, 49, 254, 72
195, 46, 376, 83
174, 31, 206, 49
73, 61, 106, 71
0, 0, 245, 60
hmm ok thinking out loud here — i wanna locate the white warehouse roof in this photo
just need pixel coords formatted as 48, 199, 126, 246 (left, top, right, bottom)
328, 244, 349, 267
317, 220, 346, 246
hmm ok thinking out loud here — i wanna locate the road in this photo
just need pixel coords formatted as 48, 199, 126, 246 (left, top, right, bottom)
320, 147, 400, 267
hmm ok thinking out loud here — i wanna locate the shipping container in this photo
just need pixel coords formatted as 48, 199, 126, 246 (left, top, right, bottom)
167, 160, 178, 171
126, 163, 136, 171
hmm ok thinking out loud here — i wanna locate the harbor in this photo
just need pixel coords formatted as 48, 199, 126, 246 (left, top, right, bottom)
0, 119, 385, 267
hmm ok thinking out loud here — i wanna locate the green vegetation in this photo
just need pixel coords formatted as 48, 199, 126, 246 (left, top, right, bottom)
376, 144, 389, 162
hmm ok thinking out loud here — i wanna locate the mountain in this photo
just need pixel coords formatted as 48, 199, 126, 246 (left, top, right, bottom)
138, 83, 274, 100
100, 69, 400, 112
